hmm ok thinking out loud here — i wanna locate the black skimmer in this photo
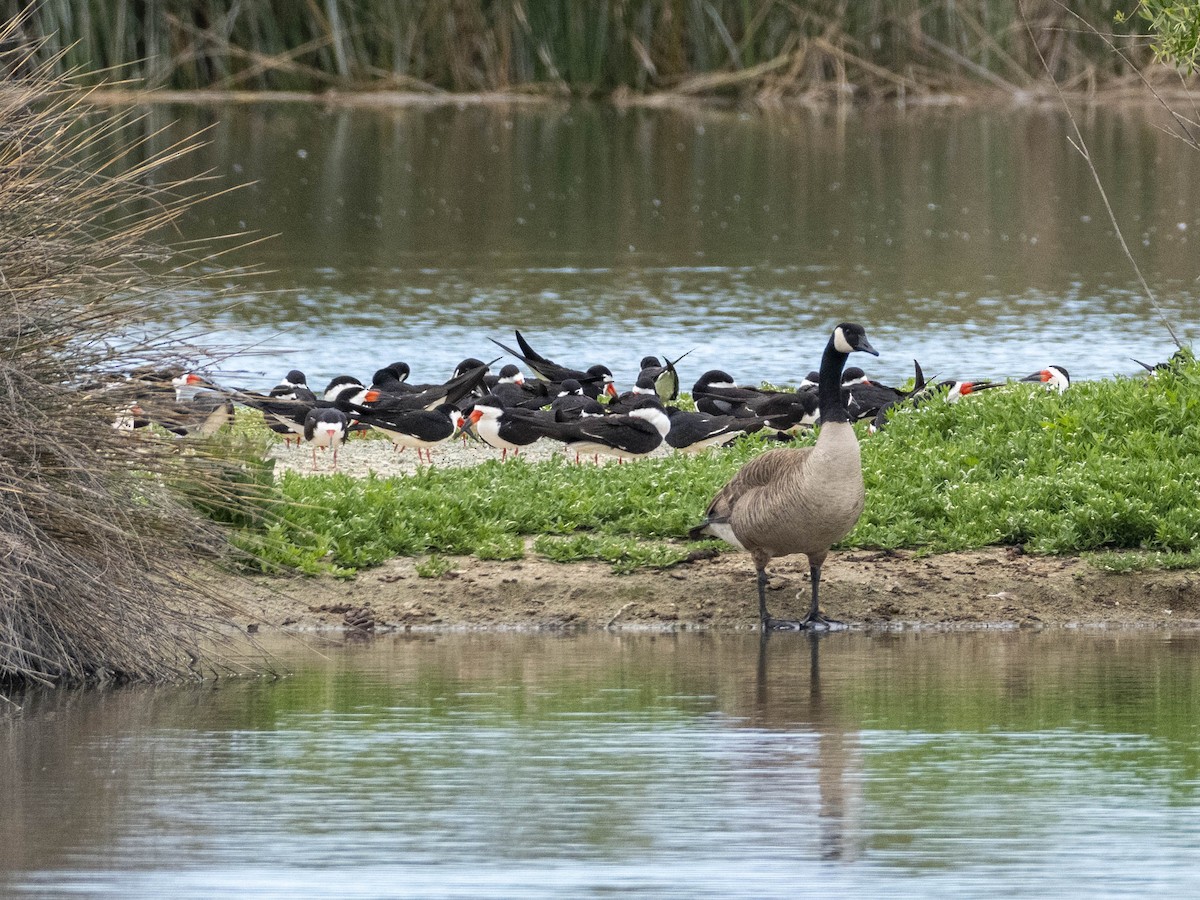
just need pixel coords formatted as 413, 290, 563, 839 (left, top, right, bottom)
692, 370, 794, 417
693, 371, 817, 428
690, 323, 879, 631
321, 376, 375, 437
369, 365, 412, 395
1021, 365, 1070, 393
665, 407, 772, 453
843, 360, 926, 422
865, 364, 944, 433
452, 357, 499, 397
356, 403, 462, 463
490, 330, 617, 400
128, 372, 234, 437
303, 407, 349, 471
361, 363, 490, 414
1132, 351, 1188, 374
464, 399, 549, 460
535, 396, 671, 463
482, 364, 551, 410
550, 379, 604, 422
323, 375, 370, 404
941, 379, 1003, 404
385, 361, 411, 383
263, 370, 317, 446
606, 372, 660, 414
637, 350, 692, 402
744, 390, 821, 432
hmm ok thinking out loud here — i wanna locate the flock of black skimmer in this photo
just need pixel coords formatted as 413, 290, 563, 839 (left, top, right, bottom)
118, 328, 1074, 475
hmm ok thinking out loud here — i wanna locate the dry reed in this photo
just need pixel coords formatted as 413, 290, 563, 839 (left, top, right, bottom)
0, 19, 265, 689
0, 1, 1174, 100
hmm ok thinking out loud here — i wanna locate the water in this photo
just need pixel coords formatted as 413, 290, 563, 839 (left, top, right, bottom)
3, 631, 1199, 898
129, 100, 1199, 392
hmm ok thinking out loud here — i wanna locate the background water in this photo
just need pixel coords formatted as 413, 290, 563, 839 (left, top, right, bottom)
133, 100, 1198, 392
2, 631, 1199, 898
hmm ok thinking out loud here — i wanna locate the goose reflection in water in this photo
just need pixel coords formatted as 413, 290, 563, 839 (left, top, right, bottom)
753, 632, 863, 863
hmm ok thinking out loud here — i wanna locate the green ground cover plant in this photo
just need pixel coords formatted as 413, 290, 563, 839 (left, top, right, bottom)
230, 357, 1200, 576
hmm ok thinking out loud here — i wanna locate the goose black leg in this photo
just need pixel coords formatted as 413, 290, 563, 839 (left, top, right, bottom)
757, 567, 771, 628
800, 565, 843, 629
759, 566, 807, 631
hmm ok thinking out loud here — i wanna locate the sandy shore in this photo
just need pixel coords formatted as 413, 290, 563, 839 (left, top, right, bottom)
221, 545, 1200, 634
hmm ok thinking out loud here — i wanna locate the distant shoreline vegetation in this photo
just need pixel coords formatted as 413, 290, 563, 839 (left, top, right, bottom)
4, 1, 1193, 101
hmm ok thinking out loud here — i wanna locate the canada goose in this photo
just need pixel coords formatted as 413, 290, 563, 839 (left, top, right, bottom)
689, 323, 878, 630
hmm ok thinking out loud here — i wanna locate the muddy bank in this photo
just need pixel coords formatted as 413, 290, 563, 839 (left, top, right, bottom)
221, 547, 1200, 633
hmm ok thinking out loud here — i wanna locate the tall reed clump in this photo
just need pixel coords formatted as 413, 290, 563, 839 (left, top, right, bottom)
1, 1, 1171, 100
0, 24, 259, 688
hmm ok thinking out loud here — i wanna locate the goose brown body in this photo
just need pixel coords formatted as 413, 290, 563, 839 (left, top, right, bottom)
691, 323, 877, 629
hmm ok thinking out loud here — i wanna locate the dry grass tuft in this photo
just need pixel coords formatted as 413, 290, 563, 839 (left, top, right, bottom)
0, 19, 263, 688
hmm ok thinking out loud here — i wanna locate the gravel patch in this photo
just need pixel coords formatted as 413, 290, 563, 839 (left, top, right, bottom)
270, 433, 676, 478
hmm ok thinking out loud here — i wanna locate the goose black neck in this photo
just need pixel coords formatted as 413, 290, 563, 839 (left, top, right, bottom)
818, 338, 851, 425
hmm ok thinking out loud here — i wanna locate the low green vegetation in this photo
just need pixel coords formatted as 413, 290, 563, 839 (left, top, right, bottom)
858, 359, 1200, 558
231, 439, 738, 576
226, 357, 1200, 576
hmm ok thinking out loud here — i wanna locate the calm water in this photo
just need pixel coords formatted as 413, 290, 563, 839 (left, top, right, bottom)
132, 100, 1199, 391
3, 631, 1199, 898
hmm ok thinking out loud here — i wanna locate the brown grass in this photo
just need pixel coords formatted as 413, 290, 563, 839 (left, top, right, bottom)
0, 19, 265, 689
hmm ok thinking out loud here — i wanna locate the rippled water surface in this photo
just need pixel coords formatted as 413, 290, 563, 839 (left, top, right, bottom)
135, 101, 1199, 390
3, 631, 1200, 898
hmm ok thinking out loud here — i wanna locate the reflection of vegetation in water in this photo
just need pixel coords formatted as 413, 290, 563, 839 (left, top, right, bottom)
6, 632, 1198, 875
6, 2, 1178, 97
846, 631, 1200, 857
230, 358, 1200, 574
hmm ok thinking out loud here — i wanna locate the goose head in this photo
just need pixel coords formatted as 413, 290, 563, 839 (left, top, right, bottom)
832, 323, 879, 357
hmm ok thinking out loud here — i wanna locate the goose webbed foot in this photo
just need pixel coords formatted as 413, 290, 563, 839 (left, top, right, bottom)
762, 612, 846, 631
800, 610, 846, 630
764, 616, 806, 631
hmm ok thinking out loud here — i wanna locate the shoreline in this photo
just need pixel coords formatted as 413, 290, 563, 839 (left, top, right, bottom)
221, 546, 1200, 634
76, 85, 1198, 111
